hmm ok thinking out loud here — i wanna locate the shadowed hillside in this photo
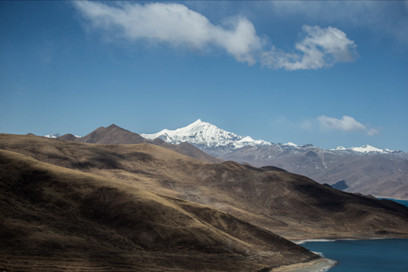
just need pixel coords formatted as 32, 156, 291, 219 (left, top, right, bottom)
0, 148, 317, 272
1, 133, 408, 241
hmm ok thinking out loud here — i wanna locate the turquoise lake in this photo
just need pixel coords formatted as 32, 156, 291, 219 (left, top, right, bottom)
303, 239, 408, 272
302, 199, 408, 272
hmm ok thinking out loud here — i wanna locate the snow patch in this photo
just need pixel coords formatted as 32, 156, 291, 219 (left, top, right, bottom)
284, 142, 298, 147
44, 133, 60, 139
350, 144, 390, 154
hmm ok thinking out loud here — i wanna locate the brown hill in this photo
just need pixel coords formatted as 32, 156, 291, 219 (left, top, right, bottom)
58, 124, 221, 163
0, 148, 318, 272
79, 124, 147, 144
57, 133, 79, 141
1, 133, 408, 241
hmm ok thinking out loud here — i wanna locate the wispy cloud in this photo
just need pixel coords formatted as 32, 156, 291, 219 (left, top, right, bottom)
261, 25, 357, 70
318, 115, 379, 136
74, 1, 357, 70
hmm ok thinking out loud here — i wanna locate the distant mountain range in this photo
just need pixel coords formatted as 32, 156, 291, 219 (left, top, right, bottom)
142, 119, 408, 199
141, 119, 400, 154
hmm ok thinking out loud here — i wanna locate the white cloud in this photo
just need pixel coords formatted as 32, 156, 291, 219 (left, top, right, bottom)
74, 1, 262, 65
318, 115, 379, 136
74, 1, 357, 70
261, 25, 357, 70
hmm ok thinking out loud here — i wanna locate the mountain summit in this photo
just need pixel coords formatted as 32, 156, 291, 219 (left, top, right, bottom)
141, 119, 271, 149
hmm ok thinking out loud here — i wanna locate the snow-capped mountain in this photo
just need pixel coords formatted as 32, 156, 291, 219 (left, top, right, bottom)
142, 119, 396, 154
141, 119, 271, 149
332, 144, 394, 154
349, 145, 394, 154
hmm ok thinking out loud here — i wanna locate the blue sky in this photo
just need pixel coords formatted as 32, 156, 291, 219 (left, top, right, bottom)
1, 1, 407, 151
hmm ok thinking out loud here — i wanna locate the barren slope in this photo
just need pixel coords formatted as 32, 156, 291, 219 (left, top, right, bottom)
0, 148, 317, 272
1, 133, 408, 241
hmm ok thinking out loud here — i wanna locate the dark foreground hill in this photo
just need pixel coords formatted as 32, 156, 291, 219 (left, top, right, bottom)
0, 148, 318, 272
2, 133, 408, 242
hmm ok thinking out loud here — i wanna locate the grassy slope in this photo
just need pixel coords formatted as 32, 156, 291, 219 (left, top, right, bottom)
0, 148, 316, 272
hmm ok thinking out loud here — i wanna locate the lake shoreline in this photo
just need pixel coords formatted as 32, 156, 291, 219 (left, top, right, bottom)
289, 237, 408, 271
271, 258, 337, 272
292, 236, 399, 245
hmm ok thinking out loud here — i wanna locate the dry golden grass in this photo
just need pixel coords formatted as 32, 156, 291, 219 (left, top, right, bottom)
0, 148, 316, 271
1, 133, 408, 241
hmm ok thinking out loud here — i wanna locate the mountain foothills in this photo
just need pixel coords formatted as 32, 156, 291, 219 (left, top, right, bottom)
1, 129, 408, 271
59, 124, 221, 163
0, 147, 318, 272
142, 120, 408, 199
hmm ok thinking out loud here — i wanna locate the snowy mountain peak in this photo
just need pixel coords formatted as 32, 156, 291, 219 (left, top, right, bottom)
332, 144, 394, 154
141, 119, 271, 149
191, 119, 203, 125
350, 145, 388, 153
